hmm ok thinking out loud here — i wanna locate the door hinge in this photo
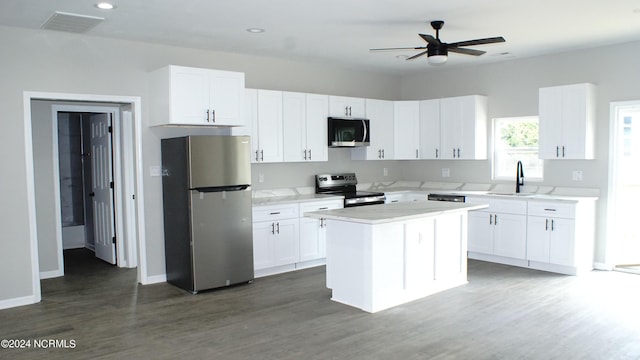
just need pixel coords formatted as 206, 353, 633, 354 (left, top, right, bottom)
132, 194, 136, 200
110, 181, 114, 189
112, 236, 116, 244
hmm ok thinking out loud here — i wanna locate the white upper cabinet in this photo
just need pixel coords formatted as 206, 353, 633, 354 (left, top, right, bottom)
283, 92, 328, 162
352, 99, 394, 160
439, 95, 487, 160
419, 99, 441, 159
329, 96, 366, 118
418, 95, 487, 160
538, 83, 595, 159
393, 101, 421, 160
149, 65, 245, 126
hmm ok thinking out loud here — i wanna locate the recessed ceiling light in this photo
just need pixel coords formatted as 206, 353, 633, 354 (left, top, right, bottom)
246, 28, 265, 33
95, 2, 115, 10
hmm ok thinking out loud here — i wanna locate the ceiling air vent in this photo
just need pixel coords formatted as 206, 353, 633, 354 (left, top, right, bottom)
41, 11, 104, 33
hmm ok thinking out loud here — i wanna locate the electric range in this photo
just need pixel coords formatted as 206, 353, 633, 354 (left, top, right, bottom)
315, 173, 386, 207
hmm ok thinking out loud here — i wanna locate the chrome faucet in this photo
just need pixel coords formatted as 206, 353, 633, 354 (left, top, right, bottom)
516, 160, 525, 193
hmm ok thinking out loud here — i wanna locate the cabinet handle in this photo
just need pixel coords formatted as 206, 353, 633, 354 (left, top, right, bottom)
255, 150, 259, 161
260, 150, 264, 161
453, 148, 456, 158
304, 149, 307, 160
211, 109, 215, 123
276, 222, 280, 234
556, 146, 560, 158
269, 212, 281, 215
381, 149, 385, 159
318, 207, 329, 210
494, 214, 498, 225
206, 109, 210, 122
416, 149, 419, 158
489, 214, 493, 225
551, 219, 555, 231
543, 208, 557, 212
435, 149, 438, 158
562, 146, 565, 158
457, 148, 461, 158
349, 106, 352, 116
308, 149, 312, 160
545, 219, 549, 230
271, 223, 275, 234
378, 149, 382, 159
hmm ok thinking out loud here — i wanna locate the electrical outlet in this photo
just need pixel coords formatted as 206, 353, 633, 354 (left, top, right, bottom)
383, 168, 388, 177
259, 173, 264, 183
572, 170, 583, 181
442, 168, 450, 178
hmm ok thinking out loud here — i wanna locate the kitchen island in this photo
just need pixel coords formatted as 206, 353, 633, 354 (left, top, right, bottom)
305, 201, 488, 313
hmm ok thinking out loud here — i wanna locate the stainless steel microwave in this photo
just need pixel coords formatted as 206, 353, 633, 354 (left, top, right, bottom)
328, 117, 370, 147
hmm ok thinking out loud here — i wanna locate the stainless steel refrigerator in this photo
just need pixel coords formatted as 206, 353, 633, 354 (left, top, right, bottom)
161, 135, 253, 293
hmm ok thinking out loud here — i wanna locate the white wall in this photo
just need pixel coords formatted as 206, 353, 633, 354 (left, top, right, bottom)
0, 25, 400, 305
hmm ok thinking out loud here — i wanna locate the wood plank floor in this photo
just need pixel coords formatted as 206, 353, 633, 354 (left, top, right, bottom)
1, 249, 640, 359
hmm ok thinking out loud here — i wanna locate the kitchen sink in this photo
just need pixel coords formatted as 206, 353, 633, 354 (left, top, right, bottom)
486, 192, 535, 197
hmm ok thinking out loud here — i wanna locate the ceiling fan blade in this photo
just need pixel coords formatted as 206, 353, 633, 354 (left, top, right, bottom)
406, 50, 429, 60
448, 47, 486, 56
370, 46, 427, 51
448, 36, 505, 48
419, 34, 439, 45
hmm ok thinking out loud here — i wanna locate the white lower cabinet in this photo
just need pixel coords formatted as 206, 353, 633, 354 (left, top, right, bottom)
252, 204, 300, 272
525, 200, 593, 275
253, 199, 343, 277
467, 196, 596, 275
299, 200, 344, 262
467, 197, 527, 262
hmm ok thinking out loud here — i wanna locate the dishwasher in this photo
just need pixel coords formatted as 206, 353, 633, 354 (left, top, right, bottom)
427, 193, 466, 202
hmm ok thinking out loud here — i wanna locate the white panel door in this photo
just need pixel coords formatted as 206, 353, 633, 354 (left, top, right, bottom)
208, 70, 245, 126
493, 213, 527, 259
274, 219, 299, 266
419, 99, 441, 159
282, 92, 307, 162
305, 93, 329, 162
299, 217, 324, 262
257, 90, 284, 163
538, 86, 563, 159
252, 222, 275, 270
526, 216, 551, 262
549, 218, 576, 266
393, 101, 420, 160
170, 67, 209, 125
90, 113, 116, 265
468, 211, 494, 254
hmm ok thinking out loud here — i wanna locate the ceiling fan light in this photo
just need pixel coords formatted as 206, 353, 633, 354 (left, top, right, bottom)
428, 55, 447, 65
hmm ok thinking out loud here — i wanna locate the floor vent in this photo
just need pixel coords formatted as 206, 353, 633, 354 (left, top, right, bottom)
41, 11, 104, 33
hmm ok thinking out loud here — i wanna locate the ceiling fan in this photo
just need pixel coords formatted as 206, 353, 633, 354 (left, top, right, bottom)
371, 20, 505, 65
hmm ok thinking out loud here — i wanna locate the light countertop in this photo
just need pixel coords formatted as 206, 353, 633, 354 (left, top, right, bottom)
252, 193, 343, 206
305, 201, 488, 225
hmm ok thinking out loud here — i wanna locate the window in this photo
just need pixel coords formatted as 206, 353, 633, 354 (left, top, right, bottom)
493, 116, 543, 181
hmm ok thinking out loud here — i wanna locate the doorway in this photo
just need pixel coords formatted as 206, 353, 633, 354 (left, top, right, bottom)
56, 110, 118, 265
23, 92, 148, 305
608, 101, 640, 273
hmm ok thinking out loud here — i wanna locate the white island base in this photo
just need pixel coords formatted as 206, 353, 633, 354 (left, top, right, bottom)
308, 202, 486, 313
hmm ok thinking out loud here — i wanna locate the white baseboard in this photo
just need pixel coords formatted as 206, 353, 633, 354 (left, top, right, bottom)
40, 269, 64, 279
0, 295, 39, 310
142, 274, 167, 285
